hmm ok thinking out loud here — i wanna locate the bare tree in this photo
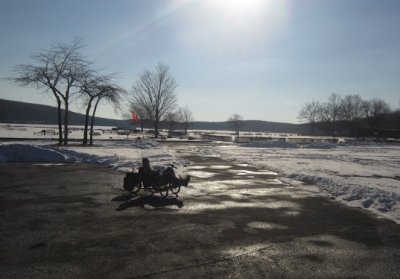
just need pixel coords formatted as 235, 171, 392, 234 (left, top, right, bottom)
362, 98, 391, 135
129, 100, 150, 133
178, 106, 194, 135
228, 114, 244, 137
13, 39, 88, 145
394, 108, 400, 132
79, 72, 121, 145
88, 83, 125, 145
320, 93, 342, 137
299, 94, 396, 137
297, 100, 322, 135
130, 63, 178, 138
165, 111, 179, 137
339, 94, 364, 136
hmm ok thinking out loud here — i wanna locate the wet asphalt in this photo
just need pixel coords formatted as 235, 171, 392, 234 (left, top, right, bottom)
0, 142, 400, 278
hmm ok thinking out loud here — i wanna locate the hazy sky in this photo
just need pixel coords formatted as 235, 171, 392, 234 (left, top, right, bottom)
1, 0, 399, 123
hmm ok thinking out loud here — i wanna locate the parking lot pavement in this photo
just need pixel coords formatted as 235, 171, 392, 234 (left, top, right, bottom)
1, 154, 400, 278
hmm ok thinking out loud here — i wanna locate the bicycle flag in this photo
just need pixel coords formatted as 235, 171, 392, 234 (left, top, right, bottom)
131, 112, 140, 122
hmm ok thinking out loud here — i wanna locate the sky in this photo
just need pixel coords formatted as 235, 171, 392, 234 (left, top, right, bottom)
0, 0, 399, 123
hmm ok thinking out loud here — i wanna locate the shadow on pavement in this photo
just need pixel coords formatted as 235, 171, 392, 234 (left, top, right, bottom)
115, 195, 184, 211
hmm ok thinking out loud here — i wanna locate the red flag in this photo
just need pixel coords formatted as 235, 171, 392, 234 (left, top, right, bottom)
131, 112, 140, 122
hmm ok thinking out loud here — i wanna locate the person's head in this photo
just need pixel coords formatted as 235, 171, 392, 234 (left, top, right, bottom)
142, 158, 150, 169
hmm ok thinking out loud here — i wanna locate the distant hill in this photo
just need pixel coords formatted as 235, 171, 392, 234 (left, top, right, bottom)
0, 98, 128, 126
0, 98, 308, 134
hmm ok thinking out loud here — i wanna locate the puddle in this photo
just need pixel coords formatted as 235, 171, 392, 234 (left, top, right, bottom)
186, 166, 207, 170
200, 154, 220, 158
229, 169, 278, 176
247, 221, 288, 230
237, 175, 255, 178
209, 165, 232, 170
186, 171, 217, 178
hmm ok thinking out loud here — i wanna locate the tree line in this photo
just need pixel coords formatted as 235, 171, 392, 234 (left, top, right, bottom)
12, 40, 193, 145
298, 93, 400, 138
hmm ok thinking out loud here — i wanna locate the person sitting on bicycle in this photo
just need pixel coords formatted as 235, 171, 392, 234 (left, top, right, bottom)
138, 158, 190, 187
138, 158, 159, 187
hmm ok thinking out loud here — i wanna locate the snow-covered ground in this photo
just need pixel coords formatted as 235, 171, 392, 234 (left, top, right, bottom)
0, 123, 145, 140
197, 141, 400, 223
0, 139, 187, 177
1, 123, 400, 223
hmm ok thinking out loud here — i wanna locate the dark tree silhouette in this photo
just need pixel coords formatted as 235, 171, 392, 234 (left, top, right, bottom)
88, 83, 125, 145
165, 111, 179, 137
178, 106, 194, 135
130, 63, 178, 138
298, 100, 322, 135
339, 94, 364, 136
320, 93, 342, 138
79, 72, 123, 145
298, 94, 396, 138
13, 39, 89, 145
129, 100, 149, 133
228, 114, 244, 137
362, 98, 391, 136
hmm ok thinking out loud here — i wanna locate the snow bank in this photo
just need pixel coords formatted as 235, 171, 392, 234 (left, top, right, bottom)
0, 139, 184, 174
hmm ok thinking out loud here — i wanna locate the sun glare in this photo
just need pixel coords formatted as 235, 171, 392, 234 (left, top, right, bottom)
202, 0, 283, 25
218, 0, 263, 16
179, 0, 289, 55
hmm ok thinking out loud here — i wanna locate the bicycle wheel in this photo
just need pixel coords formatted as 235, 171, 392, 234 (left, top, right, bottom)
170, 183, 181, 196
131, 182, 142, 194
158, 184, 169, 197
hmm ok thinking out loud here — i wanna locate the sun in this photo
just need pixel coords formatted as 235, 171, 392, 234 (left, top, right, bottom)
210, 0, 264, 17
180, 0, 288, 52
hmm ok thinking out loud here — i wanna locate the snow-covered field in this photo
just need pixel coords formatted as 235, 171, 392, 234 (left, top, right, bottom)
0, 123, 144, 140
1, 139, 179, 168
1, 123, 400, 223
197, 141, 400, 223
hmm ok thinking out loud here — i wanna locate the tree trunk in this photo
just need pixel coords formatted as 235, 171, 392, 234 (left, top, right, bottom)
63, 97, 69, 146
331, 120, 337, 139
90, 98, 101, 145
83, 98, 94, 145
56, 97, 63, 145
310, 122, 315, 136
154, 120, 159, 138
169, 121, 173, 136
154, 109, 160, 138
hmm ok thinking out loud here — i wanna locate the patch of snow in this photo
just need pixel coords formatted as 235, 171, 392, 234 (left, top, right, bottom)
209, 165, 232, 169
228, 169, 278, 176
186, 170, 217, 179
0, 139, 185, 175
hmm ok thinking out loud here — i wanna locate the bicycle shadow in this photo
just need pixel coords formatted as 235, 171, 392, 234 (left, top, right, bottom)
113, 194, 184, 211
